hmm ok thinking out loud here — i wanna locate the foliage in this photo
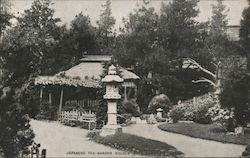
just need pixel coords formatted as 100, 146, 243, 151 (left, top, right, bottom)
96, 0, 116, 54
240, 2, 250, 55
121, 99, 141, 117
242, 144, 250, 157
210, 0, 228, 38
1, 0, 62, 76
115, 1, 160, 74
207, 104, 236, 131
87, 132, 183, 156
158, 122, 250, 145
36, 102, 57, 120
169, 106, 184, 123
159, 0, 201, 55
192, 104, 212, 124
148, 94, 172, 114
171, 94, 214, 123
0, 0, 12, 36
70, 12, 98, 56
220, 61, 249, 126
114, 0, 211, 109
0, 87, 35, 157
0, 0, 61, 156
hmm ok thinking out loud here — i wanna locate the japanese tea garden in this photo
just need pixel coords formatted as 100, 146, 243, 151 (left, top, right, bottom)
0, 0, 250, 157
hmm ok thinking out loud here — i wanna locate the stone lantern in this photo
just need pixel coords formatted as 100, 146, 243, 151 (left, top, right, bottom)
156, 108, 163, 119
100, 64, 124, 136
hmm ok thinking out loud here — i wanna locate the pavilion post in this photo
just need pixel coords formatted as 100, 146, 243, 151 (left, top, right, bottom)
124, 85, 127, 101
59, 87, 64, 118
40, 87, 43, 105
134, 85, 138, 99
49, 92, 52, 105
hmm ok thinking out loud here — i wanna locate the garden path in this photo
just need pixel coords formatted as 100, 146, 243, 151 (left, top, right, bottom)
123, 123, 246, 157
30, 119, 135, 157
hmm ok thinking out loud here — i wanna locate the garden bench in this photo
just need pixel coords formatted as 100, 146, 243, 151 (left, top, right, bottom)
78, 112, 97, 130
59, 110, 96, 130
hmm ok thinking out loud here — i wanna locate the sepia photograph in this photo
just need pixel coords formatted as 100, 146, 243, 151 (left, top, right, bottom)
0, 0, 249, 157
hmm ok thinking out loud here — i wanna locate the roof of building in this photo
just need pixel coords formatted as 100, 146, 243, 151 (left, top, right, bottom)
226, 25, 240, 41
80, 55, 113, 62
35, 55, 140, 87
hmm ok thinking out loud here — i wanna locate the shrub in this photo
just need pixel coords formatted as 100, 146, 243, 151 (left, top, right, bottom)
148, 94, 172, 114
169, 106, 184, 123
173, 94, 214, 124
36, 102, 57, 120
242, 144, 250, 157
192, 103, 212, 124
156, 117, 166, 122
207, 104, 236, 132
121, 99, 141, 117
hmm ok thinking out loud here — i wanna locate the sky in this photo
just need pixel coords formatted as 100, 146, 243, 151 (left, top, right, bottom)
9, 0, 249, 30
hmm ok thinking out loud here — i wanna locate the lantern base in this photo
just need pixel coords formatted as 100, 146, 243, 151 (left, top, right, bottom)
100, 125, 122, 137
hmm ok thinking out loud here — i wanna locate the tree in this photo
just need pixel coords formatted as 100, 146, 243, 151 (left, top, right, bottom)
210, 0, 228, 37
96, 0, 116, 54
239, 1, 250, 87
158, 0, 213, 101
116, 1, 161, 76
69, 12, 97, 56
159, 0, 201, 57
239, 1, 250, 125
182, 0, 235, 98
220, 57, 248, 126
0, 0, 12, 37
240, 1, 250, 55
0, 0, 62, 156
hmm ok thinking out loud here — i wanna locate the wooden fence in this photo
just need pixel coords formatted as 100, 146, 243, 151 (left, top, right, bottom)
58, 109, 96, 130
179, 93, 213, 107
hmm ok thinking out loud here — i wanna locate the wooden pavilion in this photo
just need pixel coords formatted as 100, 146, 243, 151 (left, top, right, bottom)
34, 55, 140, 114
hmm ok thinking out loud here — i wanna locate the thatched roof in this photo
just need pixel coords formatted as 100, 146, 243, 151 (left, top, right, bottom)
80, 55, 112, 62
35, 55, 140, 87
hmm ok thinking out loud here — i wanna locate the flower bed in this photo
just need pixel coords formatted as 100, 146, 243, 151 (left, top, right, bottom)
158, 122, 250, 145
87, 132, 183, 157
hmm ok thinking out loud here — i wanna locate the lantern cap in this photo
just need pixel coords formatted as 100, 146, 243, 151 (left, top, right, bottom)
156, 108, 163, 112
108, 64, 117, 75
101, 65, 124, 83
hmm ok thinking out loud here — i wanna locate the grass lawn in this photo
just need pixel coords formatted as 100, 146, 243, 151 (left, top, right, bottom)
87, 132, 183, 157
158, 123, 250, 145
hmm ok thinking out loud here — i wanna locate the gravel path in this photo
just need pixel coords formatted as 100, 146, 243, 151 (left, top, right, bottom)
123, 123, 246, 157
30, 120, 134, 157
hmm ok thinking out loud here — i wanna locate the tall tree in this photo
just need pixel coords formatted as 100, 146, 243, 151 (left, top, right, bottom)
69, 12, 97, 56
183, 0, 233, 97
210, 0, 228, 37
117, 1, 161, 76
240, 1, 250, 70
0, 0, 61, 156
158, 0, 210, 100
96, 0, 116, 54
159, 0, 201, 57
239, 1, 250, 123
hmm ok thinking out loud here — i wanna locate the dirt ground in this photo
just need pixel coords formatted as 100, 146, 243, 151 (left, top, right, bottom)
30, 120, 135, 157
